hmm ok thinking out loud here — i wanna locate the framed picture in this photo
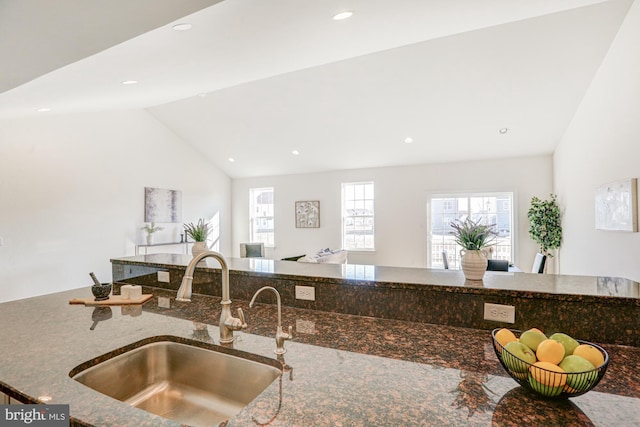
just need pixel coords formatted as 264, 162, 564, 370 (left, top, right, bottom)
144, 187, 182, 223
295, 201, 320, 228
595, 178, 637, 232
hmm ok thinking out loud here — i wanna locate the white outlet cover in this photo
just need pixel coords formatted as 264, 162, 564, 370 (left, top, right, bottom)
483, 303, 515, 323
295, 285, 315, 301
157, 271, 170, 283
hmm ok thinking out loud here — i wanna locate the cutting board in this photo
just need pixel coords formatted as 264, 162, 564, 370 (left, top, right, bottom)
69, 294, 153, 306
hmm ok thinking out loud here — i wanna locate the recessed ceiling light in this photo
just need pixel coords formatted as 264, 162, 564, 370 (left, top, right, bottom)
291, 150, 300, 155
404, 137, 414, 144
499, 128, 509, 134
37, 108, 51, 112
333, 11, 354, 20
121, 80, 138, 85
198, 93, 207, 97
172, 23, 192, 31
228, 158, 235, 163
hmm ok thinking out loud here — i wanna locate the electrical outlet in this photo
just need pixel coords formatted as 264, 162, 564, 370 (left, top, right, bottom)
295, 285, 315, 301
157, 271, 170, 283
484, 303, 515, 323
158, 297, 171, 309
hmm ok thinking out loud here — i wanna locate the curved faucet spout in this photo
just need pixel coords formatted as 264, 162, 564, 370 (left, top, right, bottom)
250, 286, 293, 354
177, 251, 229, 302
176, 251, 246, 344
250, 286, 282, 326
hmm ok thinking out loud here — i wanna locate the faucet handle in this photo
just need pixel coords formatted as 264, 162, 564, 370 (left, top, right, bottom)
274, 325, 293, 355
223, 308, 247, 331
237, 308, 247, 329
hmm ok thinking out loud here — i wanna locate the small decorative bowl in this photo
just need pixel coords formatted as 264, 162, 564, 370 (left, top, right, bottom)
91, 283, 112, 301
491, 328, 609, 399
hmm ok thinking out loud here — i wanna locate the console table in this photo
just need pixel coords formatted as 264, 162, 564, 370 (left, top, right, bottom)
134, 241, 191, 255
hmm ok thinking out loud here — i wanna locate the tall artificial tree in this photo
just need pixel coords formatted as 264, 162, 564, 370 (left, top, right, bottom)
528, 194, 562, 256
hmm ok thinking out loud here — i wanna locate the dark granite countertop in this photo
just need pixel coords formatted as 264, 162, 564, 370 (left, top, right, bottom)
0, 286, 638, 426
111, 254, 640, 304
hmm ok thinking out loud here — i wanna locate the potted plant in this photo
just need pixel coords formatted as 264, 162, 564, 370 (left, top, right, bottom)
450, 217, 497, 281
184, 218, 212, 257
528, 194, 562, 271
140, 222, 163, 245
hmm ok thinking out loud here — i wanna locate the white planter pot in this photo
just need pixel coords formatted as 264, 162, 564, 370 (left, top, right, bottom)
146, 234, 153, 245
191, 241, 208, 258
460, 249, 488, 281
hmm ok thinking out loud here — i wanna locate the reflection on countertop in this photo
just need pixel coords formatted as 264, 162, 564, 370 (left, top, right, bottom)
0, 286, 638, 426
112, 254, 640, 299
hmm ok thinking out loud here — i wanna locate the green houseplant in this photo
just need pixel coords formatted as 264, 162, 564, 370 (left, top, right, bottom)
184, 218, 212, 257
140, 222, 163, 245
528, 194, 562, 258
450, 218, 497, 250
450, 218, 497, 281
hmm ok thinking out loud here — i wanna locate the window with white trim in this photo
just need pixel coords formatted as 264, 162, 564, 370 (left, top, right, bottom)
342, 182, 374, 250
208, 212, 220, 252
249, 187, 274, 246
429, 192, 514, 269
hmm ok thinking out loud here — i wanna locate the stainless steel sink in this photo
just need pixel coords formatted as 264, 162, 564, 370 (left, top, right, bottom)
71, 337, 282, 426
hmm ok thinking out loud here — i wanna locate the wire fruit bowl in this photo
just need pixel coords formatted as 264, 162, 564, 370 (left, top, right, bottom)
491, 328, 609, 398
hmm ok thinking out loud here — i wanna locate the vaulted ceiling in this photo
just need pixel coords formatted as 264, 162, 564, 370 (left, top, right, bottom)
0, 0, 633, 178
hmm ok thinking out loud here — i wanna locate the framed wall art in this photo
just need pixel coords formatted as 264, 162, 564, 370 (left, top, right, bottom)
595, 178, 637, 232
295, 201, 320, 228
144, 187, 182, 223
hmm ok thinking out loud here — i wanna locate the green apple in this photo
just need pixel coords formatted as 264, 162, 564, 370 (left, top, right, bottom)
559, 355, 598, 390
550, 332, 580, 358
503, 341, 537, 373
528, 375, 564, 397
519, 329, 547, 352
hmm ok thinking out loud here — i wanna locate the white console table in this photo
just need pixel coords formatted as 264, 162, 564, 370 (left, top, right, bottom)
135, 242, 191, 256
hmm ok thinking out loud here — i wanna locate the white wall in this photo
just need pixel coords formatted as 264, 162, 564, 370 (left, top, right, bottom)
232, 155, 552, 269
554, 0, 640, 281
0, 110, 231, 302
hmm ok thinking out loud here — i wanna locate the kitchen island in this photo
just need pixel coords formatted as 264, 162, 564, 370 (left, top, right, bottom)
0, 285, 638, 426
112, 254, 640, 346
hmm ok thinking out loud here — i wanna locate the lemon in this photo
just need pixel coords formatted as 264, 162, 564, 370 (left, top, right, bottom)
536, 339, 565, 365
573, 344, 605, 368
529, 361, 567, 387
495, 328, 518, 348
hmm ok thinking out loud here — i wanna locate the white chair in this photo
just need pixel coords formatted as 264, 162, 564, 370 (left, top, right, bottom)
240, 242, 265, 258
532, 253, 547, 273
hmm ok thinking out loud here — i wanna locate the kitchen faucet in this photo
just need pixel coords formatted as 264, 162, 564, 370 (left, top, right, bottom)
176, 251, 246, 343
249, 286, 293, 354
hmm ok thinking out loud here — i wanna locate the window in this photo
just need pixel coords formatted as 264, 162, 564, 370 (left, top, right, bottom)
249, 187, 274, 246
208, 212, 220, 252
342, 182, 374, 250
429, 192, 514, 269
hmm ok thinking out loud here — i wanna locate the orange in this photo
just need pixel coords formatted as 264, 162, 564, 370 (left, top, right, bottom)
536, 339, 565, 365
529, 361, 567, 387
495, 328, 518, 347
573, 344, 605, 368
528, 328, 545, 335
